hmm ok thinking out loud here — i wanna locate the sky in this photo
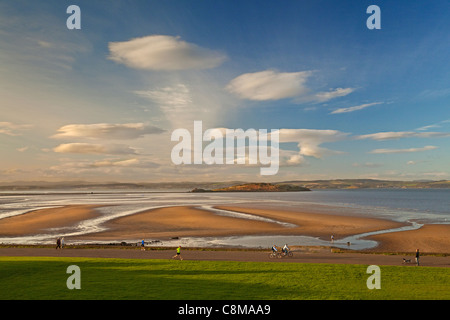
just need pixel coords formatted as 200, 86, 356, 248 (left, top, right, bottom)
0, 0, 449, 183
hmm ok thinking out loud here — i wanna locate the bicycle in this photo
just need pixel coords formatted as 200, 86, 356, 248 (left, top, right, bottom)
268, 251, 282, 259
280, 250, 293, 258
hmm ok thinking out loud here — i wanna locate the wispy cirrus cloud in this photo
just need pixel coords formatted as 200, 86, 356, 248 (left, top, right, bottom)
330, 102, 383, 114
135, 84, 192, 114
313, 87, 355, 103
369, 145, 438, 154
416, 119, 450, 131
51, 158, 158, 170
0, 122, 33, 136
53, 143, 138, 155
135, 83, 229, 129
226, 70, 354, 103
357, 131, 450, 140
108, 35, 227, 71
52, 123, 165, 140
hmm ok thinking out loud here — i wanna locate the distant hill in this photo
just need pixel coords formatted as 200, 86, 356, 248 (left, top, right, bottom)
0, 181, 241, 192
191, 183, 311, 193
278, 179, 450, 189
0, 179, 449, 192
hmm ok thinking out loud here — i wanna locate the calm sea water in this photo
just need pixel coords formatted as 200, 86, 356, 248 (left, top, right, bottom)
215, 188, 450, 223
0, 189, 448, 247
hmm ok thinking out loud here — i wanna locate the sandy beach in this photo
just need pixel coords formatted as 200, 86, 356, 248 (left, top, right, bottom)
1, 204, 449, 255
0, 205, 102, 236
366, 224, 450, 254
74, 205, 407, 245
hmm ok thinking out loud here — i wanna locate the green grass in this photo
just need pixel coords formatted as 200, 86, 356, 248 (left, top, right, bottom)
0, 256, 449, 300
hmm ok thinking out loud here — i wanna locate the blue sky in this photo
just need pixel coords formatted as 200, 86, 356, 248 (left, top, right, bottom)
1, 0, 449, 182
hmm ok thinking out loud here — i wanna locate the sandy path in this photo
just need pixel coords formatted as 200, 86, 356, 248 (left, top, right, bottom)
0, 247, 448, 267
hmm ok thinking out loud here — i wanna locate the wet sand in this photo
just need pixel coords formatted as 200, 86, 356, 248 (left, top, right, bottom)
80, 206, 283, 240
0, 204, 449, 255
366, 224, 450, 254
0, 205, 102, 236
73, 205, 406, 244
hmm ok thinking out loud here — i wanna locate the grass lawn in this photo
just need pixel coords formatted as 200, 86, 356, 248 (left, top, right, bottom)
0, 256, 449, 300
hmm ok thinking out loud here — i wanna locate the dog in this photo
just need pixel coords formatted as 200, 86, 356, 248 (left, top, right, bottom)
402, 258, 411, 264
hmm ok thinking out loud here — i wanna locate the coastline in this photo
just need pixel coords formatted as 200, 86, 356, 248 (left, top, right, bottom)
0, 203, 448, 254
365, 224, 450, 254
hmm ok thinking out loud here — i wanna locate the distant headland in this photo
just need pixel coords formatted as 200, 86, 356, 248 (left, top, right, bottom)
190, 183, 311, 193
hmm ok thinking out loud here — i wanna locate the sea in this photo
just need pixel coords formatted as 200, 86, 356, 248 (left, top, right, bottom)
0, 189, 449, 250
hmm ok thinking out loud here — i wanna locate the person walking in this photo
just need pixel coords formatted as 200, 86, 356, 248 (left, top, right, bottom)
415, 249, 420, 266
61, 237, 65, 249
56, 237, 61, 249
141, 239, 145, 251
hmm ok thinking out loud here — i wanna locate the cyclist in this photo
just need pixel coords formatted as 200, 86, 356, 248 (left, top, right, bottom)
282, 243, 290, 256
271, 244, 278, 253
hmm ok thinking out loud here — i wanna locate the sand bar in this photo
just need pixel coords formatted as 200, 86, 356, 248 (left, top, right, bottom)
215, 206, 405, 239
74, 205, 406, 245
366, 224, 450, 254
76, 206, 284, 240
0, 205, 102, 236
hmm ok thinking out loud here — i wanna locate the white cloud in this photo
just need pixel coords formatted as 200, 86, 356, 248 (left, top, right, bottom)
108, 35, 227, 71
284, 154, 305, 165
369, 145, 438, 154
330, 102, 383, 114
53, 143, 138, 155
46, 158, 160, 178
97, 158, 158, 168
0, 122, 32, 136
135, 84, 192, 113
357, 131, 450, 140
419, 88, 450, 99
135, 83, 228, 129
16, 146, 29, 152
91, 159, 141, 168
279, 128, 349, 159
352, 162, 384, 168
135, 84, 194, 129
416, 124, 441, 131
226, 70, 312, 101
52, 123, 164, 140
226, 70, 354, 103
416, 119, 450, 131
52, 158, 158, 169
37, 40, 53, 48
313, 88, 355, 103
